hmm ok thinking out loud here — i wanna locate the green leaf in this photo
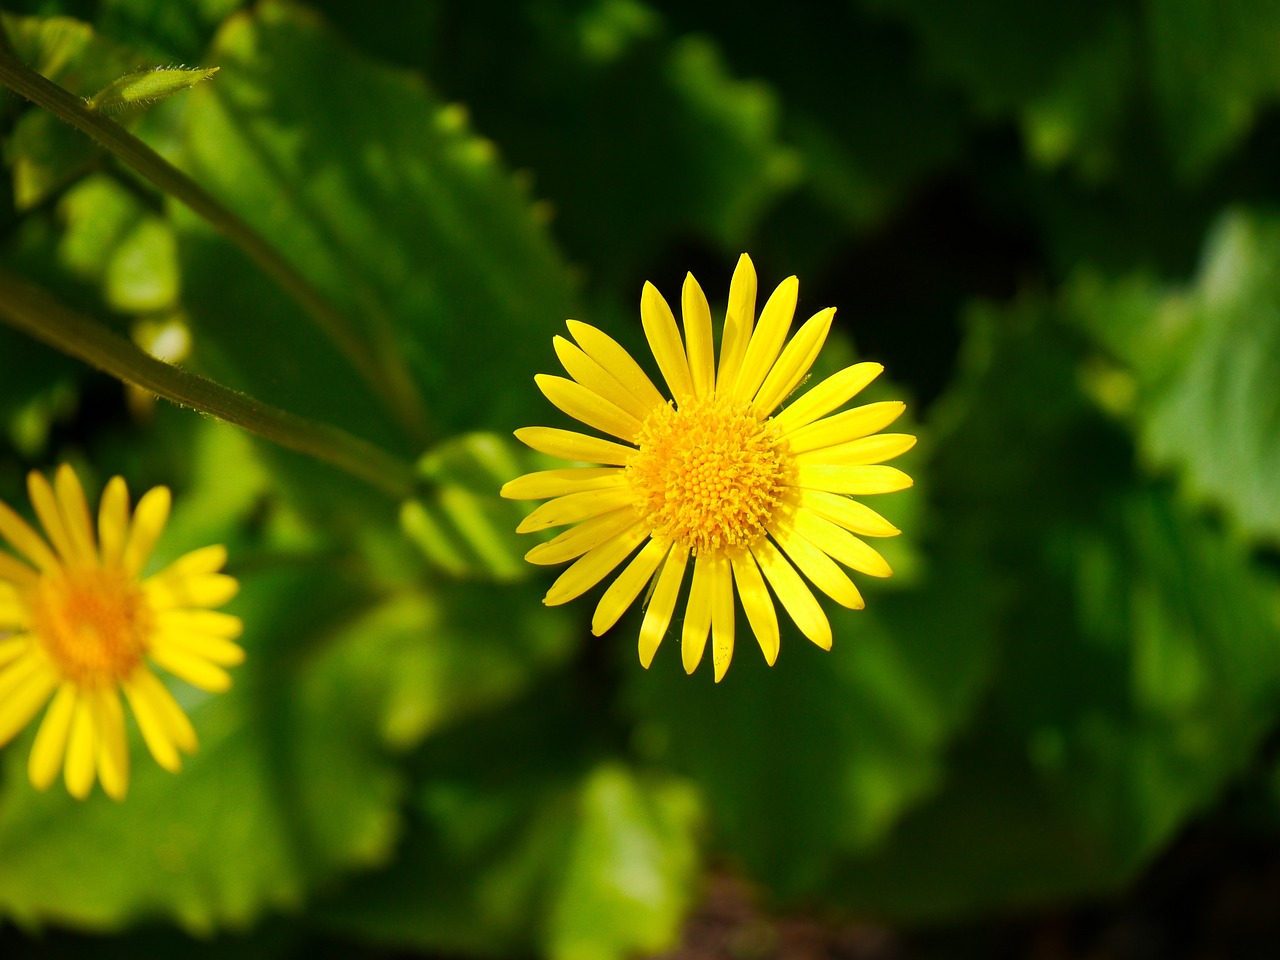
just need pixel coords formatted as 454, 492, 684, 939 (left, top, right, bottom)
86, 66, 220, 112
175, 0, 578, 447
401, 432, 536, 582
1069, 211, 1280, 545
545, 764, 701, 960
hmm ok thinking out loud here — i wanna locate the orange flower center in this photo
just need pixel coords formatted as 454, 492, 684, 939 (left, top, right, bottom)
627, 395, 791, 556
30, 569, 152, 687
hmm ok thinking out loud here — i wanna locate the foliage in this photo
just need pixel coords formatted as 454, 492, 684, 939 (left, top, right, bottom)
2, 0, 1280, 957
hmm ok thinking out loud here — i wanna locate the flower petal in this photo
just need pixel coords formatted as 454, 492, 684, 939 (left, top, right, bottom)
54, 464, 98, 568
154, 628, 246, 668
154, 609, 244, 640
640, 282, 693, 405
151, 644, 233, 693
27, 470, 77, 566
64, 695, 98, 799
638, 543, 689, 668
516, 486, 638, 534
146, 572, 239, 611
717, 253, 757, 390
770, 362, 884, 434
28, 683, 77, 790
524, 509, 639, 566
783, 401, 906, 454
709, 555, 735, 682
543, 520, 649, 606
794, 464, 914, 496
123, 668, 195, 770
681, 554, 715, 675
0, 500, 60, 572
794, 433, 916, 468
0, 653, 57, 749
0, 553, 38, 591
566, 320, 666, 412
554, 336, 655, 422
90, 688, 129, 800
514, 426, 636, 466
730, 550, 779, 666
501, 468, 626, 501
752, 307, 835, 418
682, 272, 716, 399
592, 537, 669, 636
788, 510, 893, 578
787, 489, 900, 538
769, 521, 866, 610
122, 485, 171, 577
731, 275, 798, 402
98, 476, 130, 568
750, 538, 831, 650
535, 374, 643, 442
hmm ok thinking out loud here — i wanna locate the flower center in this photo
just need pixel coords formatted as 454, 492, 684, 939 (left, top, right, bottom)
627, 395, 791, 556
30, 569, 152, 687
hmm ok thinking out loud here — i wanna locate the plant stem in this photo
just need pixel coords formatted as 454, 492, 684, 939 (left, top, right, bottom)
0, 42, 429, 444
0, 268, 418, 501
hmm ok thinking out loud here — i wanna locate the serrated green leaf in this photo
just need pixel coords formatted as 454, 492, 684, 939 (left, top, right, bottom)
175, 0, 577, 448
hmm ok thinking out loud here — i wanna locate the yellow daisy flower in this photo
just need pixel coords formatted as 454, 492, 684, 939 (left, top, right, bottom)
0, 465, 243, 799
502, 254, 915, 681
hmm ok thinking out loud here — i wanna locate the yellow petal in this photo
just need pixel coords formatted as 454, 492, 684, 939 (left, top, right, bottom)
788, 510, 893, 578
98, 476, 130, 568
0, 654, 57, 749
731, 275, 797, 402
90, 688, 129, 800
155, 629, 246, 667
514, 426, 636, 466
0, 500, 59, 572
769, 522, 866, 609
638, 544, 689, 668
544, 521, 649, 606
155, 608, 244, 639
64, 695, 97, 799
151, 644, 233, 692
794, 433, 917, 468
123, 669, 191, 770
0, 633, 32, 668
681, 555, 714, 675
752, 307, 834, 417
770, 362, 883, 434
566, 320, 666, 412
794, 464, 914, 496
146, 572, 239, 610
501, 468, 625, 501
717, 254, 757, 389
27, 470, 77, 566
784, 401, 906, 454
709, 555, 735, 682
592, 537, 669, 636
54, 464, 98, 567
0, 552, 38, 591
524, 509, 639, 565
516, 485, 638, 534
122, 485, 171, 576
730, 550, 779, 666
682, 272, 716, 399
640, 282, 693, 405
535, 374, 643, 442
788, 489, 900, 538
750, 538, 831, 650
554, 336, 656, 423
150, 543, 228, 579
29, 683, 77, 790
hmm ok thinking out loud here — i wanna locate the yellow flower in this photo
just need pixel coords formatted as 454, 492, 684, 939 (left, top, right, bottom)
502, 255, 914, 681
0, 465, 243, 799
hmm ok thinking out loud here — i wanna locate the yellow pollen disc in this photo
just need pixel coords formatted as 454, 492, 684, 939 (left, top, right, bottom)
29, 569, 153, 688
627, 395, 791, 556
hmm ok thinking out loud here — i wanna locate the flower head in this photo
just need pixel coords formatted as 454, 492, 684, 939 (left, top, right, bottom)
502, 255, 914, 681
0, 465, 243, 799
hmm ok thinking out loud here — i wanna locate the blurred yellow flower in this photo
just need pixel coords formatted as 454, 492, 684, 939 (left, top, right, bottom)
502, 255, 914, 681
0, 465, 243, 799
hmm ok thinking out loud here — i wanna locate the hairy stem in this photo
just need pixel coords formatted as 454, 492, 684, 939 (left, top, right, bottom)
0, 268, 418, 500
0, 41, 429, 443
